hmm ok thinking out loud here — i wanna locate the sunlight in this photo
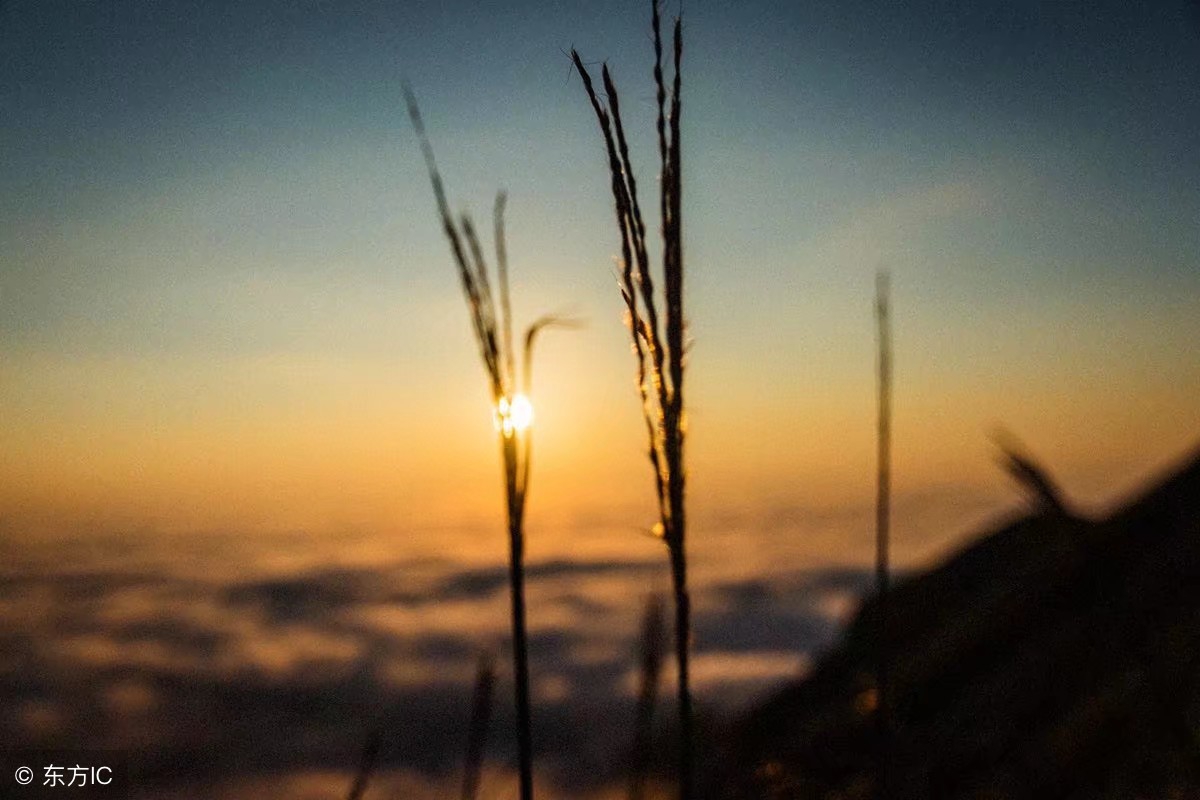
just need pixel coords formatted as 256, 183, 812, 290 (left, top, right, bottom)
495, 393, 534, 438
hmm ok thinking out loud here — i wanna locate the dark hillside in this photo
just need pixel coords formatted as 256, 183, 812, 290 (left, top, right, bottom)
725, 445, 1200, 799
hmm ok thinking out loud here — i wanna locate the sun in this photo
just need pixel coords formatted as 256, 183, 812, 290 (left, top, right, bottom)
495, 393, 534, 437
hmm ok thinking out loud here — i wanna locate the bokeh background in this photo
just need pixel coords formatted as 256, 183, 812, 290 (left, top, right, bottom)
2, 0, 1198, 795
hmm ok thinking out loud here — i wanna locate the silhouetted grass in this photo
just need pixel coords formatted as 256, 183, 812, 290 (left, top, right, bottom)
629, 594, 666, 800
461, 651, 497, 800
345, 727, 380, 800
993, 429, 1069, 516
406, 87, 570, 800
571, 2, 692, 796
874, 270, 893, 797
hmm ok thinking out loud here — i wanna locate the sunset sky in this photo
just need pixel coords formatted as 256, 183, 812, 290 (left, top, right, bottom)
3, 0, 1198, 562
2, 3, 1199, 796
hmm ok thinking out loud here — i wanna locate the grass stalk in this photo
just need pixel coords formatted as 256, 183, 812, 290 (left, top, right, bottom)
875, 270, 893, 797
406, 88, 571, 800
461, 652, 497, 800
629, 594, 666, 800
994, 430, 1068, 516
571, 2, 692, 795
345, 728, 381, 800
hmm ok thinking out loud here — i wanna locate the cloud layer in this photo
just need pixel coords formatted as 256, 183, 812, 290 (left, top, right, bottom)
0, 527, 874, 797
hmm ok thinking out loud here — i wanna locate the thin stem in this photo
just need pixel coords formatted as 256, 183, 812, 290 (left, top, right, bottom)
495, 193, 515, 394
670, 546, 693, 800
504, 434, 534, 800
665, 16, 684, 422
629, 594, 665, 800
461, 652, 496, 800
662, 12, 691, 799
875, 270, 892, 797
345, 728, 381, 800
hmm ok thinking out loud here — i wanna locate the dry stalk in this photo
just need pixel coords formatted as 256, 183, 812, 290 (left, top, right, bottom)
461, 651, 497, 800
629, 594, 666, 800
406, 87, 571, 800
571, 2, 692, 796
875, 270, 893, 798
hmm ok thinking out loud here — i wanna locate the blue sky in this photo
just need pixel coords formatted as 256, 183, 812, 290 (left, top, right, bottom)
2, 0, 1198, 541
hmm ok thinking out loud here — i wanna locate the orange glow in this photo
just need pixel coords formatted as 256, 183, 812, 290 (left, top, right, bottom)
2, 335, 1198, 553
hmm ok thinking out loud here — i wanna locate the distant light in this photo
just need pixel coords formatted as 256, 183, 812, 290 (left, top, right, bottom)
495, 393, 534, 437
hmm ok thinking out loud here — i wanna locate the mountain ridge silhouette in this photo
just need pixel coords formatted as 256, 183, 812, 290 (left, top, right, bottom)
724, 442, 1200, 799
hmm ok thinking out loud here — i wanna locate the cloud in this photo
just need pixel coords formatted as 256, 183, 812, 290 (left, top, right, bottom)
0, 529, 871, 796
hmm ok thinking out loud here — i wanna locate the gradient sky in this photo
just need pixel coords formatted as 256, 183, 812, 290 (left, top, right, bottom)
3, 0, 1199, 562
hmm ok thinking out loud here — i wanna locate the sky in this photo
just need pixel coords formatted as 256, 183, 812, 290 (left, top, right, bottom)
3, 0, 1199, 555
